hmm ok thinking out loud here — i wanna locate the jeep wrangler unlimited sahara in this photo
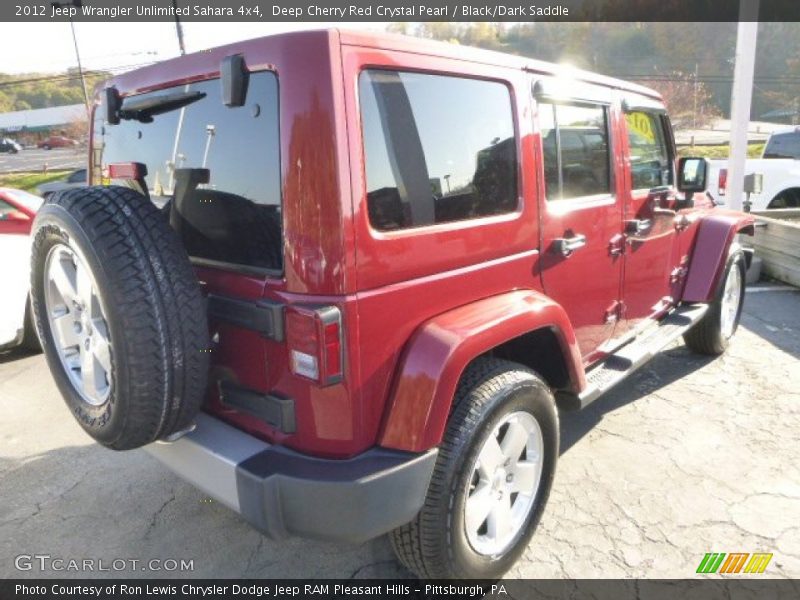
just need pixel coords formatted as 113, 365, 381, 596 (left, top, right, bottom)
30, 30, 753, 579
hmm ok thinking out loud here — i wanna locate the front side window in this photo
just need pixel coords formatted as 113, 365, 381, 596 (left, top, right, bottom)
360, 70, 518, 231
539, 103, 611, 201
625, 111, 672, 190
94, 72, 282, 272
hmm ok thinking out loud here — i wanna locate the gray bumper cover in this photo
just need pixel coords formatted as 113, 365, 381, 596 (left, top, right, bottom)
145, 413, 437, 543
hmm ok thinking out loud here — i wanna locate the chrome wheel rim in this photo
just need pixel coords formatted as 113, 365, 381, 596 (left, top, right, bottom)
464, 411, 543, 556
720, 264, 742, 339
44, 244, 112, 406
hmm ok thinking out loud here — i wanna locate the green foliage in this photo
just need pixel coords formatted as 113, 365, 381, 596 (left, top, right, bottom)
0, 170, 71, 193
398, 23, 800, 123
677, 143, 765, 159
0, 69, 109, 112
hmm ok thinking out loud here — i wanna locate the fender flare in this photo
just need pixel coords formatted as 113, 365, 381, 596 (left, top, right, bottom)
682, 211, 754, 304
378, 290, 584, 453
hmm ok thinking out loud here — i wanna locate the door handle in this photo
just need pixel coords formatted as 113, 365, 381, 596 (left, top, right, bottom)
553, 234, 587, 257
625, 219, 652, 235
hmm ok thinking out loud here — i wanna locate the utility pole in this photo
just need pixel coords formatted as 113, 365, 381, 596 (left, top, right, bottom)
726, 0, 760, 211
692, 63, 699, 131
173, 0, 186, 55
52, 0, 89, 115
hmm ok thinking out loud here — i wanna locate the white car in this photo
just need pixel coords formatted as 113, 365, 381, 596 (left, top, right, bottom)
0, 188, 43, 350
706, 126, 800, 210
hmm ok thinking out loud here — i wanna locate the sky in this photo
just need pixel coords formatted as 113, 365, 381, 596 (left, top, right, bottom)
0, 22, 389, 74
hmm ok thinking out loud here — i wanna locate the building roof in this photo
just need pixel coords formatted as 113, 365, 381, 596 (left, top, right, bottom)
0, 104, 84, 132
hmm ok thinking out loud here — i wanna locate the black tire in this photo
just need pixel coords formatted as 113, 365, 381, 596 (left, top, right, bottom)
683, 249, 746, 355
389, 357, 559, 579
30, 186, 209, 450
43, 145, 50, 150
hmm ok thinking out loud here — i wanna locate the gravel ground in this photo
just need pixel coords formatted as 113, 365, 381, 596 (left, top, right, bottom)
1, 284, 798, 579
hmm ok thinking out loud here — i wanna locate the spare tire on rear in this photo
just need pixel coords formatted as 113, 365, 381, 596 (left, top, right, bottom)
30, 186, 209, 450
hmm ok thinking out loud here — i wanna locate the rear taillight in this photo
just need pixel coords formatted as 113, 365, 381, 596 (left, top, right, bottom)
286, 305, 343, 386
718, 168, 728, 196
106, 161, 147, 180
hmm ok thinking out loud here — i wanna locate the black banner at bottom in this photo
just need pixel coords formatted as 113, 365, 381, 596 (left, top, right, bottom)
2, 579, 799, 600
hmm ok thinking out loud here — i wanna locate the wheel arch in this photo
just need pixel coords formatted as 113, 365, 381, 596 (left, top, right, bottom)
767, 187, 800, 209
378, 289, 584, 453
681, 211, 754, 304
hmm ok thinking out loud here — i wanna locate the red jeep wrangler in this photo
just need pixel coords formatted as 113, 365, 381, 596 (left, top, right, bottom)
30, 30, 753, 579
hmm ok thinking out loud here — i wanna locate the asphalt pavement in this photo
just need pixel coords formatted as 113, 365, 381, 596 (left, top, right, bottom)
1, 283, 798, 579
0, 148, 85, 174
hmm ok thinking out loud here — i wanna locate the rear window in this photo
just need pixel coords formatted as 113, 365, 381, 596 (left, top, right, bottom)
93, 72, 282, 273
360, 70, 518, 232
764, 131, 800, 159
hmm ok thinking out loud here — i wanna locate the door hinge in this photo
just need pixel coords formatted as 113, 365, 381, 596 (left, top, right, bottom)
608, 233, 626, 256
670, 265, 688, 284
604, 300, 625, 324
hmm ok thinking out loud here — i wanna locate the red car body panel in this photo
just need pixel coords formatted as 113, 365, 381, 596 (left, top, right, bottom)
88, 30, 751, 459
681, 211, 756, 303
380, 289, 583, 452
0, 190, 36, 236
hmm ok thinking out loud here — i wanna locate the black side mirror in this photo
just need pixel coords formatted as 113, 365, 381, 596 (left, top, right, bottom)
677, 157, 708, 193
105, 87, 121, 125
221, 54, 249, 107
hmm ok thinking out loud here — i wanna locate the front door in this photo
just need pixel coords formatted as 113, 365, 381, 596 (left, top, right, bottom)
536, 89, 625, 365
618, 105, 681, 333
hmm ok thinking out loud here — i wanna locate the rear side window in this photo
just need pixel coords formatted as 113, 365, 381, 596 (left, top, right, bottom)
625, 111, 672, 190
764, 132, 800, 159
360, 70, 518, 231
94, 72, 282, 272
539, 103, 612, 201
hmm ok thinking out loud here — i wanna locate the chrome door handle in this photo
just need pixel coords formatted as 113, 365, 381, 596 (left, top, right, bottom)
553, 234, 587, 257
625, 219, 652, 235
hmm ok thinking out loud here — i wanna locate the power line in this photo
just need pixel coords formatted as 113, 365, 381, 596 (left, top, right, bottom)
0, 61, 158, 89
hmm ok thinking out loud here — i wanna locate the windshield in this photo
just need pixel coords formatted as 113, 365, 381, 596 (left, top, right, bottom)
3, 189, 44, 213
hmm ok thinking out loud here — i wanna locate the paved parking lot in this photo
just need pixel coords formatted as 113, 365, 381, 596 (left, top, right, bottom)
0, 148, 84, 173
1, 284, 798, 579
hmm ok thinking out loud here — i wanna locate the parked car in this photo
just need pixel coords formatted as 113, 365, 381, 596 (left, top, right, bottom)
36, 168, 87, 198
707, 126, 800, 209
37, 135, 78, 150
0, 188, 43, 350
0, 137, 22, 153
28, 30, 753, 579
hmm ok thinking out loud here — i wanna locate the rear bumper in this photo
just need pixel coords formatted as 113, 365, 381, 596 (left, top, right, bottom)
144, 413, 437, 543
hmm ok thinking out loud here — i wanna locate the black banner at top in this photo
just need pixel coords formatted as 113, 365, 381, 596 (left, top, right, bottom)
4, 0, 800, 22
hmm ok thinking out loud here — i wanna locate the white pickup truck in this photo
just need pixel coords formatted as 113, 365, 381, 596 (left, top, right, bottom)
706, 126, 800, 210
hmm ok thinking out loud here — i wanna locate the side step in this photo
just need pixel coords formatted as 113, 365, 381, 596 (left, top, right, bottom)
559, 303, 709, 410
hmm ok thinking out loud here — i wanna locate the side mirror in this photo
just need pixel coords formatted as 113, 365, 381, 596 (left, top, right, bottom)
105, 87, 121, 125
677, 157, 708, 193
221, 54, 249, 107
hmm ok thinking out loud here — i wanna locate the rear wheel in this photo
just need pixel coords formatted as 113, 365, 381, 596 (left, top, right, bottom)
683, 249, 746, 355
390, 358, 558, 579
30, 186, 209, 450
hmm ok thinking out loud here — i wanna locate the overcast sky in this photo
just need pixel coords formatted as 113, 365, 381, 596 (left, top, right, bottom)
0, 22, 389, 74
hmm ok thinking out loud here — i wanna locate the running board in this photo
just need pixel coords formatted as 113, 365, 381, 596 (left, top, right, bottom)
559, 304, 709, 410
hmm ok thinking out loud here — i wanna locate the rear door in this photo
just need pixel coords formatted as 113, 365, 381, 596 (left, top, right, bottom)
534, 79, 625, 364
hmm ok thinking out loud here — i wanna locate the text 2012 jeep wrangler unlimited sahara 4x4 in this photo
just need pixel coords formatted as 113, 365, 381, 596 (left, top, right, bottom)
30, 30, 753, 579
